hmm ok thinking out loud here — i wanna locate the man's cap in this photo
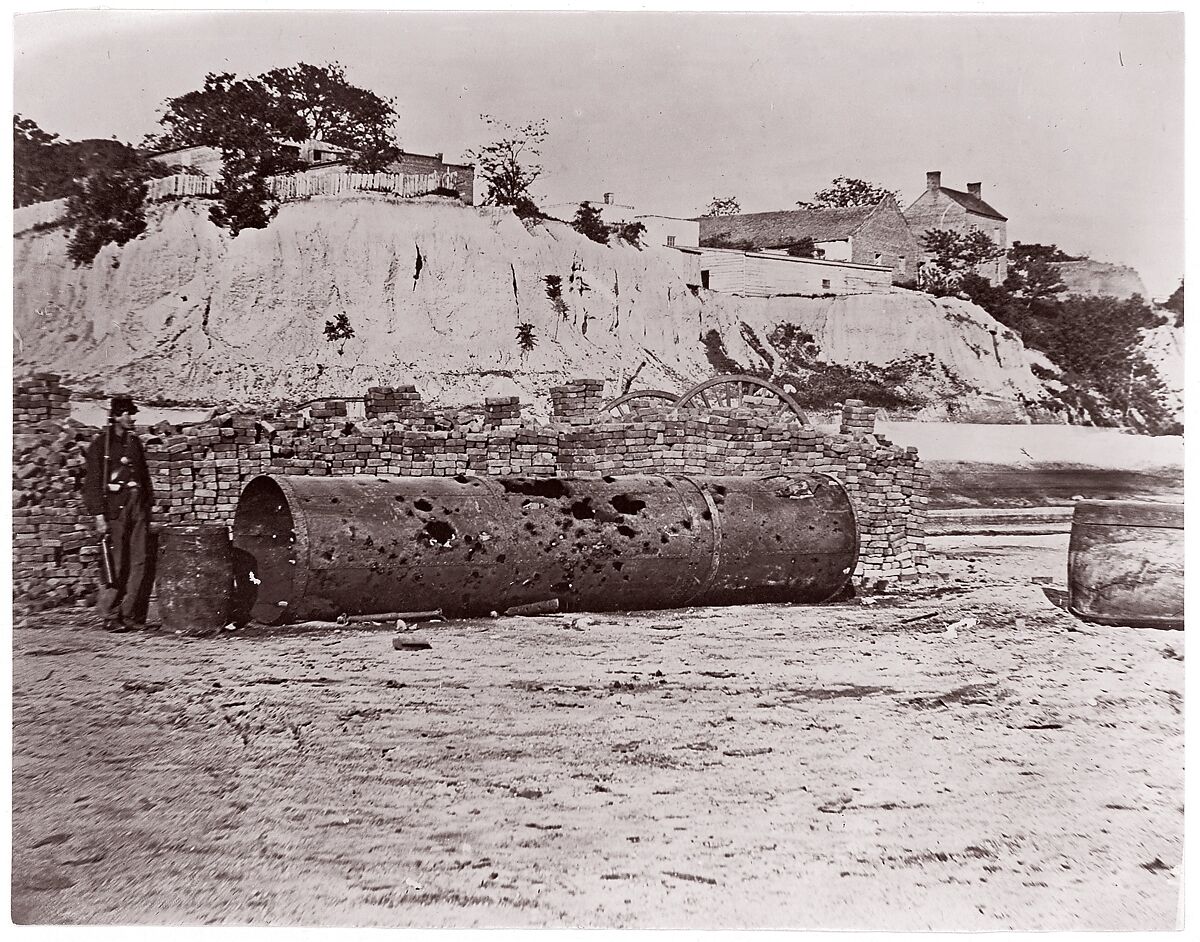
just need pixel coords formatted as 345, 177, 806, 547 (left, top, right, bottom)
110, 395, 139, 416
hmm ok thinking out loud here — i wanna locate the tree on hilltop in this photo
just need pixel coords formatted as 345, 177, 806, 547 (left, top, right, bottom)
1003, 242, 1069, 305
796, 176, 900, 209
258, 62, 401, 171
703, 196, 741, 217
917, 227, 1003, 296
465, 115, 548, 219
148, 63, 402, 233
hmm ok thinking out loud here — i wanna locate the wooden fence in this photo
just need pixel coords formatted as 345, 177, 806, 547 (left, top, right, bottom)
17, 170, 461, 232
265, 171, 450, 201
146, 174, 217, 200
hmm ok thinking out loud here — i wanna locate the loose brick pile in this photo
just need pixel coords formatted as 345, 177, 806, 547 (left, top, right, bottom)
11, 376, 930, 615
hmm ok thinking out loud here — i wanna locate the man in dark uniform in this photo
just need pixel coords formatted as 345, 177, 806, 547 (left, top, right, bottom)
83, 395, 154, 631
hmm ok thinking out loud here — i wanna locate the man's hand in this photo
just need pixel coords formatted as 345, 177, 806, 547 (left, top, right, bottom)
94, 514, 108, 535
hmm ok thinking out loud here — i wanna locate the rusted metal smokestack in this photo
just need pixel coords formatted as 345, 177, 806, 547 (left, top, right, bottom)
233, 473, 857, 624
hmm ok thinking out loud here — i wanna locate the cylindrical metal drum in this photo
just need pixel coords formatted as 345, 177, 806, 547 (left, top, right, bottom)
1068, 499, 1184, 629
232, 472, 857, 624
156, 524, 233, 634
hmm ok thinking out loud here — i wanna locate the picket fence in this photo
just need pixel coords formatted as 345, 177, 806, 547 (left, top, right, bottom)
19, 170, 460, 232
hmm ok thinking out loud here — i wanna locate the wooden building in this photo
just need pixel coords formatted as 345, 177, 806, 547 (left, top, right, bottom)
679, 246, 893, 296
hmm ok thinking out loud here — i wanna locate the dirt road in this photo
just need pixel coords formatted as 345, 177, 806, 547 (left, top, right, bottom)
11, 533, 1183, 929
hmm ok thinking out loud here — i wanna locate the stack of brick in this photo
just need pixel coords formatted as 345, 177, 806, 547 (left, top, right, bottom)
484, 396, 522, 428
840, 399, 879, 438
12, 384, 100, 612
549, 379, 605, 424
13, 372, 71, 424
364, 385, 424, 421
307, 398, 347, 420
11, 376, 931, 614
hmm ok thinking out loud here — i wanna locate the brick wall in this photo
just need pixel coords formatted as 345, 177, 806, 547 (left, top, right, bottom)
390, 152, 475, 205
851, 200, 921, 284
11, 379, 929, 615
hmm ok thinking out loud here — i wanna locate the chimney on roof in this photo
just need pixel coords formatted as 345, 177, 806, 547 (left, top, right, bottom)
967, 182, 982, 198
926, 171, 941, 191
603, 192, 614, 205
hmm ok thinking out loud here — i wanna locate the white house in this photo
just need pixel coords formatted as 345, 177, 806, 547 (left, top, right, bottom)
678, 246, 893, 296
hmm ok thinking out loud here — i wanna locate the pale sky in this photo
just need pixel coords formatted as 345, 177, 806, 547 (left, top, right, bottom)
12, 8, 1185, 295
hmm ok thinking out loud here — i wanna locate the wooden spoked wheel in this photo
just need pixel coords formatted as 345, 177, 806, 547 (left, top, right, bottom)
600, 389, 681, 419
676, 374, 810, 425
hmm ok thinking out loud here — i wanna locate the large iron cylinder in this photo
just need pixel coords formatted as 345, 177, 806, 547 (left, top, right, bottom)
1068, 499, 1184, 629
232, 472, 857, 624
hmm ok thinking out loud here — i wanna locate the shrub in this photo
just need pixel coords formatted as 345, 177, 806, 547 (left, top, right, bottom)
65, 166, 154, 265
572, 201, 609, 244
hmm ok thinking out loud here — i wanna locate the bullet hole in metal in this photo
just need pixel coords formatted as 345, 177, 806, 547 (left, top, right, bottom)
569, 499, 595, 520
616, 525, 637, 538
610, 495, 646, 515
501, 478, 570, 499
414, 499, 434, 512
330, 497, 340, 505
418, 520, 456, 546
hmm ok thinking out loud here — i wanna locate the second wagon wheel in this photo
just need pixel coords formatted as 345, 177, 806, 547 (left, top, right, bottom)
676, 374, 810, 425
600, 389, 681, 419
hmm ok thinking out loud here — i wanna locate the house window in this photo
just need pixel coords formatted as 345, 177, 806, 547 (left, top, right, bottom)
821, 279, 831, 290
701, 270, 711, 289
666, 235, 676, 247
874, 253, 884, 264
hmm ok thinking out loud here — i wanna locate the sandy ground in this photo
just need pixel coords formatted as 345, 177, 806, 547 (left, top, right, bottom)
11, 532, 1183, 930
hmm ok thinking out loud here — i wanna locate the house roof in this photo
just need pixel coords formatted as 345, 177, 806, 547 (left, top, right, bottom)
696, 203, 884, 248
936, 186, 1007, 221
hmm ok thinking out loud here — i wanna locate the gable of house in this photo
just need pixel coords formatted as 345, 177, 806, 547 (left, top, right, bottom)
903, 172, 1009, 282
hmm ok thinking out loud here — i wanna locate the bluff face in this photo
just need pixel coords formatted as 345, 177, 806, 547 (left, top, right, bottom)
13, 195, 1049, 416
